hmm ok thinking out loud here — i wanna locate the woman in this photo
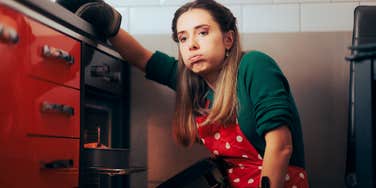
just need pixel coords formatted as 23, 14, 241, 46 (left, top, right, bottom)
77, 0, 309, 187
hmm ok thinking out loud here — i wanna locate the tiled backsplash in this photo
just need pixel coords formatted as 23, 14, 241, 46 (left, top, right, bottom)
105, 0, 376, 34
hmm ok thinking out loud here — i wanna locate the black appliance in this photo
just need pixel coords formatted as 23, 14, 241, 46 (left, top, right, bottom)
345, 6, 376, 188
80, 43, 134, 188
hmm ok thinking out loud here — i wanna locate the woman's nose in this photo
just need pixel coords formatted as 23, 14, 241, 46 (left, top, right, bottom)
188, 37, 199, 51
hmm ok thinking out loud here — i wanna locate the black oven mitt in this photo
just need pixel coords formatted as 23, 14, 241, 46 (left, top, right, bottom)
56, 0, 100, 13
75, 1, 122, 38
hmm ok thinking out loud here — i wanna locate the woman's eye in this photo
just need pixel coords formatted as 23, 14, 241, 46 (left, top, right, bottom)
179, 37, 187, 43
199, 31, 208, 36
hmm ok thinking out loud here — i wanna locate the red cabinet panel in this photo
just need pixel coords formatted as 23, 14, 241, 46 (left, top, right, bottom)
27, 17, 80, 89
0, 5, 34, 188
1, 4, 81, 188
0, 3, 30, 132
24, 78, 80, 138
29, 137, 79, 188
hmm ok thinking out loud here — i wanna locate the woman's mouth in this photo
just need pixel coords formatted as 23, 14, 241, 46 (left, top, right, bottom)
189, 55, 203, 63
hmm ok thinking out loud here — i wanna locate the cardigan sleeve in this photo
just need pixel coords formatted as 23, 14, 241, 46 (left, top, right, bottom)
144, 50, 178, 90
240, 51, 294, 136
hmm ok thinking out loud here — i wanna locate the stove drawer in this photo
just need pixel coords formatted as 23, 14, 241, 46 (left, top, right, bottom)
29, 137, 79, 188
25, 78, 80, 138
27, 17, 80, 89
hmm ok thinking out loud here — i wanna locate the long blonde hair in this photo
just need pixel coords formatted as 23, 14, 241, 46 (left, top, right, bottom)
171, 0, 243, 147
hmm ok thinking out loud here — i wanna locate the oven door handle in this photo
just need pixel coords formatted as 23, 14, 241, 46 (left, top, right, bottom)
90, 65, 121, 83
103, 72, 121, 83
40, 101, 75, 117
42, 45, 74, 65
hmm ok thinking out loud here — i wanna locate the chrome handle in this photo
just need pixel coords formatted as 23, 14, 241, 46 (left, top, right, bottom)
40, 101, 75, 117
41, 159, 74, 169
103, 72, 121, 82
42, 45, 74, 65
90, 64, 110, 77
0, 23, 19, 44
90, 65, 121, 83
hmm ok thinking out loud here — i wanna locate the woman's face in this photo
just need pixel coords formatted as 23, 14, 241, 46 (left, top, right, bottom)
176, 8, 233, 81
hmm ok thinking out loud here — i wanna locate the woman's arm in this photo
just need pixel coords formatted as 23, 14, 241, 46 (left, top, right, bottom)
261, 125, 293, 188
109, 29, 153, 72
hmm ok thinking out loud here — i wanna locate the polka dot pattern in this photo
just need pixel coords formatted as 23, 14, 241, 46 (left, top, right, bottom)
248, 178, 254, 184
214, 132, 220, 140
228, 168, 233, 174
286, 174, 290, 181
225, 142, 231, 149
196, 115, 309, 188
213, 150, 219, 155
236, 135, 243, 142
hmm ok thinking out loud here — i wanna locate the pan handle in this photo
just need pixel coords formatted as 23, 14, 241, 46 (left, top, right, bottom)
88, 166, 146, 176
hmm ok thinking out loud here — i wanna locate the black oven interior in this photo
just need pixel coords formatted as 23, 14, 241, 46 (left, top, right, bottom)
80, 43, 131, 188
84, 103, 111, 147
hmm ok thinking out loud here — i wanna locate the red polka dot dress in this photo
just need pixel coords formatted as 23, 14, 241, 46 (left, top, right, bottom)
196, 115, 309, 188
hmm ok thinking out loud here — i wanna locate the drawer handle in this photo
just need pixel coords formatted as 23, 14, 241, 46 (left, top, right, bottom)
42, 45, 74, 65
41, 101, 75, 117
41, 159, 73, 169
0, 23, 19, 44
90, 65, 121, 83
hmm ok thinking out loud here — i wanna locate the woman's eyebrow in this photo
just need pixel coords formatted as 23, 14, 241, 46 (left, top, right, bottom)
177, 24, 210, 35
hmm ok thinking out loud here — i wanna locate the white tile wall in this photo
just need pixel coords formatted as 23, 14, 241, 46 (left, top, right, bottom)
106, 0, 375, 35
331, 0, 356, 2
273, 0, 300, 3
106, 0, 160, 6
243, 4, 300, 32
225, 5, 243, 32
128, 6, 178, 34
360, 1, 376, 5
221, 0, 273, 4
299, 0, 330, 2
115, 7, 129, 31
160, 0, 188, 6
301, 2, 358, 31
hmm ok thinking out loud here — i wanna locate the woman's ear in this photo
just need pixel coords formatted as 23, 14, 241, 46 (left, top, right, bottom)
223, 30, 234, 50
